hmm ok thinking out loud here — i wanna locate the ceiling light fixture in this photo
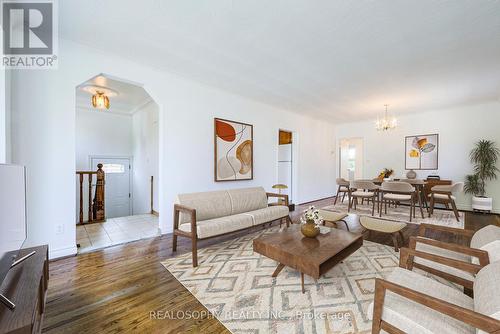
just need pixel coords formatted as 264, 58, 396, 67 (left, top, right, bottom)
80, 84, 118, 110
375, 104, 397, 131
92, 91, 110, 109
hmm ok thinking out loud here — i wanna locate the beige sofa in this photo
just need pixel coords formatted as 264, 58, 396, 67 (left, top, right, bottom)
172, 187, 291, 267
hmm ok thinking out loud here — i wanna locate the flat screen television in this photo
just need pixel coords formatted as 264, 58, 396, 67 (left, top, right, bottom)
0, 164, 27, 290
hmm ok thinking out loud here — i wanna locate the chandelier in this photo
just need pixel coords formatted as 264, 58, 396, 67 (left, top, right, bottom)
375, 104, 397, 131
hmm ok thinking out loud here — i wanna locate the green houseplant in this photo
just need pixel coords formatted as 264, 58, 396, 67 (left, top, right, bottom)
464, 140, 500, 212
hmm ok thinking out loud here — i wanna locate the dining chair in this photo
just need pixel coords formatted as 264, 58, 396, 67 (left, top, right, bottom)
348, 180, 379, 216
334, 178, 350, 205
400, 178, 426, 217
379, 181, 416, 222
428, 182, 464, 222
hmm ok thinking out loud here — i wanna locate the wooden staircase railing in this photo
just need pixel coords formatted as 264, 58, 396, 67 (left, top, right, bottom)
76, 163, 105, 224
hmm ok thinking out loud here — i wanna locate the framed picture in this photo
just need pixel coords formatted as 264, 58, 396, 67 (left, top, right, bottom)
405, 134, 439, 170
214, 118, 253, 181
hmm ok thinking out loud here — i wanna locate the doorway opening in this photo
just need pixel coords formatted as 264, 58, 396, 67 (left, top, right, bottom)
276, 130, 293, 204
339, 138, 364, 181
75, 74, 160, 253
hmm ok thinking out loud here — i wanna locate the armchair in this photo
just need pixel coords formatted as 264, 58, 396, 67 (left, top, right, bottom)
400, 224, 500, 291
371, 262, 500, 334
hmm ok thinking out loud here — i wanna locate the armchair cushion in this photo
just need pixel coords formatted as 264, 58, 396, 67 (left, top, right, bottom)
414, 238, 474, 281
474, 261, 500, 334
369, 267, 474, 334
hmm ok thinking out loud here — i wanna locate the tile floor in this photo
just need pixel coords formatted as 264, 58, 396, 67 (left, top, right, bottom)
76, 214, 160, 253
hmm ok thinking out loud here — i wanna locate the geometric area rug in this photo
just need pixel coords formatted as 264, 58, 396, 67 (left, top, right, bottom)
161, 226, 401, 334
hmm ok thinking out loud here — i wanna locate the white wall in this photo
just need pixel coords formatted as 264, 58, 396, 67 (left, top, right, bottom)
76, 110, 133, 170
132, 101, 159, 214
10, 39, 336, 258
335, 102, 500, 213
0, 69, 11, 163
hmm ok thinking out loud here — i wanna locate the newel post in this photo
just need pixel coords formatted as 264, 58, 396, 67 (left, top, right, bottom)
94, 163, 106, 221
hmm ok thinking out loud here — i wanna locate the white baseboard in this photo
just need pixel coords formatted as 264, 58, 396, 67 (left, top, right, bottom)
49, 245, 77, 260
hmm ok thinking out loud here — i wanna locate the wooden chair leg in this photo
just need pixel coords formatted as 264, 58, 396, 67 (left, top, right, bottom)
409, 197, 413, 222
429, 194, 435, 217
334, 186, 340, 205
451, 199, 460, 222
192, 236, 198, 267
172, 233, 178, 252
342, 192, 346, 203
372, 196, 376, 216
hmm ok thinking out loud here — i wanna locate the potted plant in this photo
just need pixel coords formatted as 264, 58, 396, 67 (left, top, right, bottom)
464, 140, 500, 212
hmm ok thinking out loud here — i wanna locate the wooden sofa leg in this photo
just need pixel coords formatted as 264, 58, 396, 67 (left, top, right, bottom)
192, 237, 198, 267
172, 234, 178, 252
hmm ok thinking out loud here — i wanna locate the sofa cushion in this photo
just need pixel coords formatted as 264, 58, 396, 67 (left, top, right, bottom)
228, 187, 268, 215
178, 214, 253, 239
368, 267, 474, 334
243, 206, 289, 226
176, 190, 232, 224
414, 238, 474, 281
474, 261, 500, 334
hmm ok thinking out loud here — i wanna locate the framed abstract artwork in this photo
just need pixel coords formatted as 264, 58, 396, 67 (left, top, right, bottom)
214, 118, 253, 181
405, 134, 439, 170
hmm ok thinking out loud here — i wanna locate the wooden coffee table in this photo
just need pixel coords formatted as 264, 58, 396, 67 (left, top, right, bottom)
253, 224, 363, 293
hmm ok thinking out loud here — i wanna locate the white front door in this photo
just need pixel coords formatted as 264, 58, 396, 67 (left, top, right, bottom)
90, 157, 131, 218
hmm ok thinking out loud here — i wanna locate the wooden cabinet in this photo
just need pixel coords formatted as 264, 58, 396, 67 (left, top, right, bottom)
0, 246, 49, 334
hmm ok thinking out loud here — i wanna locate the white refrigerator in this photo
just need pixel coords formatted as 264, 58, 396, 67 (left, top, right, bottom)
277, 144, 292, 202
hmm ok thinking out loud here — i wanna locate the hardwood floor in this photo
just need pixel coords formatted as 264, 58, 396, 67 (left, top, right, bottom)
42, 197, 500, 334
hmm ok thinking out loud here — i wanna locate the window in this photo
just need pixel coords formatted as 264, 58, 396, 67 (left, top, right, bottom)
101, 163, 125, 174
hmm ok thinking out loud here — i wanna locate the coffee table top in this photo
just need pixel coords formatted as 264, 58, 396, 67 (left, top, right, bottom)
253, 225, 363, 278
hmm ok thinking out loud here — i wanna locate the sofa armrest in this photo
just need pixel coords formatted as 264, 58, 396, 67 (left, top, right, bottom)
372, 278, 500, 333
266, 192, 289, 206
173, 204, 197, 238
409, 236, 490, 266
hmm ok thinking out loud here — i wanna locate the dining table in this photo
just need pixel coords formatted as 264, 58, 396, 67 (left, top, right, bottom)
370, 178, 428, 217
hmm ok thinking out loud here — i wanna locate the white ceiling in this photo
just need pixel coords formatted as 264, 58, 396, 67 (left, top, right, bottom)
76, 74, 153, 115
62, 1, 500, 122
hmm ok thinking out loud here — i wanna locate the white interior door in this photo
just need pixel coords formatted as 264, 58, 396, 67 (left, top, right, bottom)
90, 157, 131, 218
